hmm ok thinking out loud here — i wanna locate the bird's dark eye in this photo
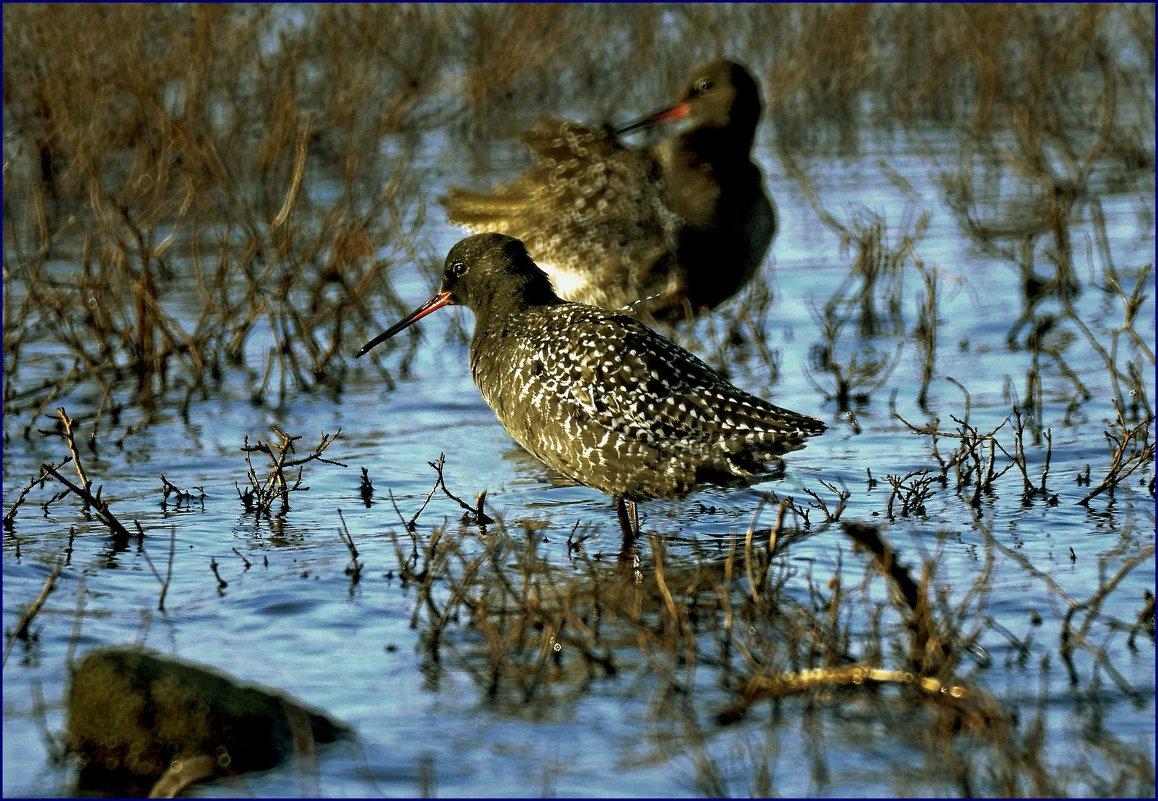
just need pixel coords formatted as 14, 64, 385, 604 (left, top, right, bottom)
451, 261, 468, 277
694, 77, 714, 93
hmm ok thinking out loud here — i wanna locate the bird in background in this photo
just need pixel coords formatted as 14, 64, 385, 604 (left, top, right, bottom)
441, 59, 776, 322
357, 233, 824, 543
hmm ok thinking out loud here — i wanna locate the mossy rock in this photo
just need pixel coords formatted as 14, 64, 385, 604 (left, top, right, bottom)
67, 646, 349, 796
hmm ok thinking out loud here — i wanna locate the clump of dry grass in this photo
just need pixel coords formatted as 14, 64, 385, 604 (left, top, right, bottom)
381, 475, 1153, 795
235, 428, 346, 517
1076, 400, 1155, 507
3, 5, 432, 437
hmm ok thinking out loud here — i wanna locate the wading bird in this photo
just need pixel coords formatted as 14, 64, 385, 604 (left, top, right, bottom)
441, 60, 775, 321
357, 234, 824, 542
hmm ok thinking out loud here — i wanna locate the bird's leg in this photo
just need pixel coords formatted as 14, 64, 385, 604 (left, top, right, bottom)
615, 496, 638, 544
615, 496, 640, 566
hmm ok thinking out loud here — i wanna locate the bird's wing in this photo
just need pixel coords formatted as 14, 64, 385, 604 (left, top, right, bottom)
441, 119, 678, 302
521, 117, 622, 163
553, 313, 824, 444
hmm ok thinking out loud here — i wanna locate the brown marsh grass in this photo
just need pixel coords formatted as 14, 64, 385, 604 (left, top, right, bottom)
4, 5, 435, 434
4, 5, 1153, 433
385, 487, 1154, 796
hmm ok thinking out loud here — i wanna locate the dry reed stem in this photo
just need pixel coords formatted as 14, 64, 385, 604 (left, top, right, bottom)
336, 509, 363, 585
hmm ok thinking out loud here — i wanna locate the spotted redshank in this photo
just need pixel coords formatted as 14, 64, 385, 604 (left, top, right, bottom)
357, 234, 824, 541
441, 60, 775, 321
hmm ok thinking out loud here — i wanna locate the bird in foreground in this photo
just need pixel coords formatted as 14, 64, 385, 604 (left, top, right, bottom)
441, 59, 775, 321
357, 233, 825, 542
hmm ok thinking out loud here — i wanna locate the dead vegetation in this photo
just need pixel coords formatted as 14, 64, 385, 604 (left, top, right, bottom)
3, 412, 351, 616
897, 393, 1154, 517
3, 5, 430, 437
235, 427, 345, 517
4, 6, 1153, 441
377, 469, 1153, 795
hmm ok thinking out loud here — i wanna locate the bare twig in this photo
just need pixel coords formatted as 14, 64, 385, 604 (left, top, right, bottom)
337, 509, 363, 583
3, 560, 63, 666
210, 558, 228, 590
428, 453, 495, 525
238, 428, 347, 515
3, 459, 67, 531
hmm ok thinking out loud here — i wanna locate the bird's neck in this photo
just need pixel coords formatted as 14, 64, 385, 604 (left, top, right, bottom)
659, 131, 761, 229
673, 126, 756, 171
470, 281, 561, 333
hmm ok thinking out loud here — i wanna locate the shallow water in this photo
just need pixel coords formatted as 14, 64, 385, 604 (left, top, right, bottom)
3, 125, 1155, 797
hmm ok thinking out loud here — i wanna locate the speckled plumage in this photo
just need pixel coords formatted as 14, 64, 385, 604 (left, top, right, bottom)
358, 234, 825, 523
441, 60, 775, 320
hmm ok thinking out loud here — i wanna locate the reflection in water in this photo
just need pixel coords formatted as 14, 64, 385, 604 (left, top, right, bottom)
387, 510, 1153, 795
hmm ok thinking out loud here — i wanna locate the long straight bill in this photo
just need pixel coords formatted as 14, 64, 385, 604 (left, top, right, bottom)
355, 290, 455, 358
613, 101, 691, 136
